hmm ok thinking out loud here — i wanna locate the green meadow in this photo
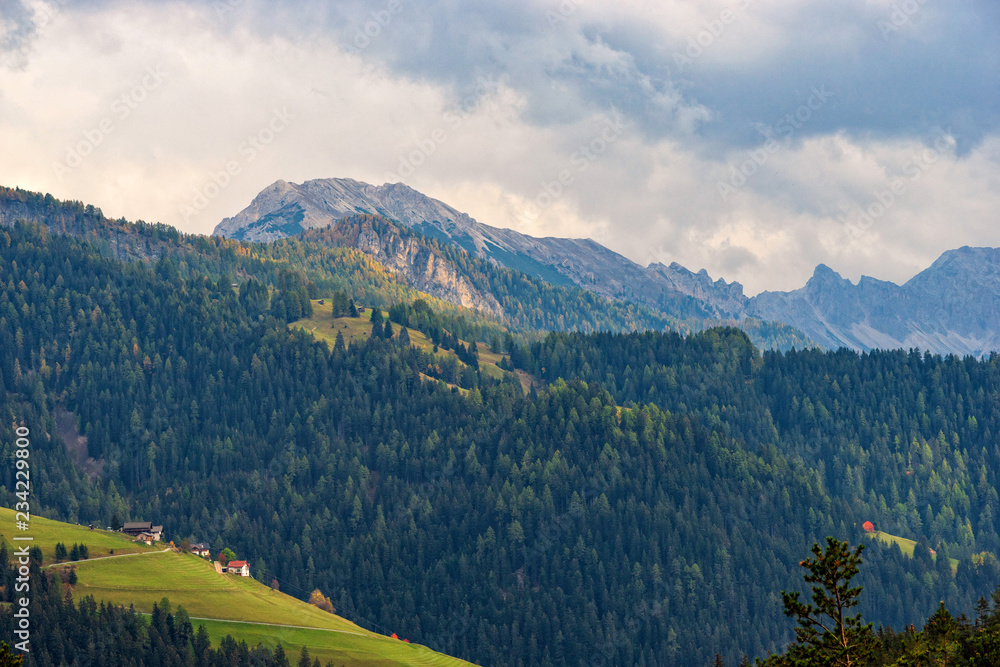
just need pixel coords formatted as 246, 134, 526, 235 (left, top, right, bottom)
3, 508, 474, 665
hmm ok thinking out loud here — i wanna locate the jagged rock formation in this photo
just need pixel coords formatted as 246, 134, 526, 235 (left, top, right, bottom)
212, 178, 721, 320
748, 248, 1000, 356
303, 215, 504, 317
215, 178, 1000, 356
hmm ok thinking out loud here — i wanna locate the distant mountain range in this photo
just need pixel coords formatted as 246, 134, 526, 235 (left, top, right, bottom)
213, 178, 720, 320
212, 178, 1000, 356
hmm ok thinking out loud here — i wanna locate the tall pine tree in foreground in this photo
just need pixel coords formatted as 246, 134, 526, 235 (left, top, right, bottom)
764, 539, 873, 666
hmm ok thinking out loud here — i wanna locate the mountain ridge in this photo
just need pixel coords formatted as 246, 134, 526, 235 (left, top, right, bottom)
213, 177, 1000, 356
213, 178, 720, 321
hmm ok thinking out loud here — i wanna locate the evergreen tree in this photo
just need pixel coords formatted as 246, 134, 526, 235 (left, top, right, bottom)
273, 644, 290, 667
774, 539, 873, 666
0, 642, 22, 667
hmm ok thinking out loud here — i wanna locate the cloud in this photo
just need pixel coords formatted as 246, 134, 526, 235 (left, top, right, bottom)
0, 0, 997, 297
266, 0, 1000, 151
0, 0, 38, 68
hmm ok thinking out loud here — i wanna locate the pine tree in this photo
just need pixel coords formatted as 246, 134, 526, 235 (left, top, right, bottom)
778, 538, 873, 667
0, 641, 23, 667
273, 643, 290, 667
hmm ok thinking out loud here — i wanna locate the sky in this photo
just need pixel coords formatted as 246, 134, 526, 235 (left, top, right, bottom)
1, 0, 998, 295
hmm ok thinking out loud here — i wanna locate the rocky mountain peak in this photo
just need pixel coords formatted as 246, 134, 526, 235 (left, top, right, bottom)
212, 177, 1000, 356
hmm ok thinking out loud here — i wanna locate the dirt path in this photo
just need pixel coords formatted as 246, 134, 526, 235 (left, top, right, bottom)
43, 547, 171, 569
184, 616, 369, 636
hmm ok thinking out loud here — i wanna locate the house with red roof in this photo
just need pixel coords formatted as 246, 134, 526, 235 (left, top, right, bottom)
226, 560, 250, 577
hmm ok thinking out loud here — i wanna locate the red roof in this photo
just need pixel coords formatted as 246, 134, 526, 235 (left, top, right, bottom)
227, 560, 248, 568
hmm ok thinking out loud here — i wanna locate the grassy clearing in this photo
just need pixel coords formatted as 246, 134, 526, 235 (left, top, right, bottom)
0, 507, 158, 562
71, 550, 366, 632
194, 619, 471, 667
292, 301, 536, 392
70, 551, 474, 665
2, 508, 473, 664
868, 530, 959, 573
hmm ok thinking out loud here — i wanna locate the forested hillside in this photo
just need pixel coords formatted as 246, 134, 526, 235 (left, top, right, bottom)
1, 187, 813, 350
2, 210, 1000, 665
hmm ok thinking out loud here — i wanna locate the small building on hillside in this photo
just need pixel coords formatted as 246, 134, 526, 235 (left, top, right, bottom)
123, 522, 164, 542
123, 521, 152, 536
226, 560, 250, 577
134, 532, 155, 546
190, 542, 211, 557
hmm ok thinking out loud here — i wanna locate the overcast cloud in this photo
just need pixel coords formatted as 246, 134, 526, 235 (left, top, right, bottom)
1, 0, 998, 294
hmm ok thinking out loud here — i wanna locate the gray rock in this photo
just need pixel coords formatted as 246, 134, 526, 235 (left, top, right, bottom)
215, 177, 1000, 355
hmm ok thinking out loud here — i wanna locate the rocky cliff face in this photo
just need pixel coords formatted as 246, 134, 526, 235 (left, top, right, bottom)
0, 187, 164, 263
212, 178, 724, 319
214, 178, 1000, 356
750, 248, 1000, 356
302, 215, 504, 317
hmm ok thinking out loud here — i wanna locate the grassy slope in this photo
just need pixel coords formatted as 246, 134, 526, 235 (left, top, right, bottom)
3, 508, 474, 666
194, 619, 466, 667
0, 507, 158, 560
292, 301, 536, 392
869, 530, 960, 572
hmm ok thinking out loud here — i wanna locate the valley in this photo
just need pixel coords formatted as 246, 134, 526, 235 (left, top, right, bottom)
2, 188, 1000, 665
